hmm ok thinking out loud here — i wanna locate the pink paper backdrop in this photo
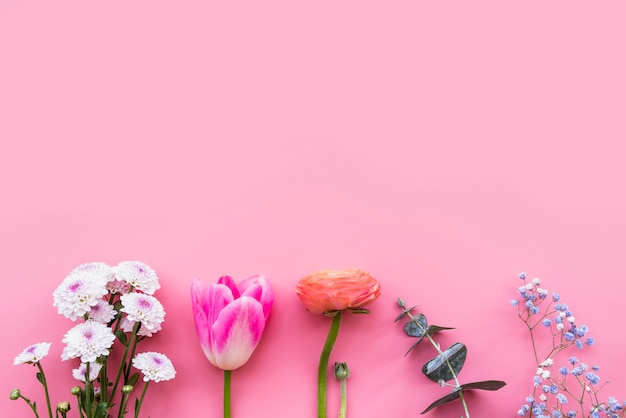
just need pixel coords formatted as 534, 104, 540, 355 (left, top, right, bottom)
2, 1, 625, 417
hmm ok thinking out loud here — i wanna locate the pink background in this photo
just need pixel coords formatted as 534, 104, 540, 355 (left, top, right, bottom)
1, 1, 625, 417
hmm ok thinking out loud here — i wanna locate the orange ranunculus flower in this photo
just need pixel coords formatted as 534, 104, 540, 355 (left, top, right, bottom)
295, 269, 381, 315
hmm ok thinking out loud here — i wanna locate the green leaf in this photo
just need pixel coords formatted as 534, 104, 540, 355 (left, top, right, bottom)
422, 342, 467, 382
36, 372, 45, 385
127, 372, 140, 387
346, 307, 370, 314
404, 313, 428, 337
115, 331, 128, 346
135, 397, 140, 415
421, 387, 462, 414
94, 402, 109, 418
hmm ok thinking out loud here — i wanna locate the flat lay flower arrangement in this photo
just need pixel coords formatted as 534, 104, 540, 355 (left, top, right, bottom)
11, 264, 626, 418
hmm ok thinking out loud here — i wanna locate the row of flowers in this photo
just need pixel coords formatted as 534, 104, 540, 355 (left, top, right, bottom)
11, 263, 626, 418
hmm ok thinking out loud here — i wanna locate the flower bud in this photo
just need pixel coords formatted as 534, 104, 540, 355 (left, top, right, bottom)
9, 389, 20, 400
122, 385, 133, 394
70, 386, 81, 396
334, 362, 350, 381
57, 401, 71, 413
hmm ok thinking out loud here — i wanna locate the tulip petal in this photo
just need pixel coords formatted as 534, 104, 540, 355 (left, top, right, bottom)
239, 274, 273, 320
217, 275, 241, 299
210, 296, 265, 370
191, 280, 235, 366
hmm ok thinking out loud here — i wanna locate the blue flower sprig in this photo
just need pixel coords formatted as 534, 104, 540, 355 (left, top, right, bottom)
511, 272, 625, 418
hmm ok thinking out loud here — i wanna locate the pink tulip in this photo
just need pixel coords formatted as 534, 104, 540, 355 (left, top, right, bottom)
191, 275, 273, 371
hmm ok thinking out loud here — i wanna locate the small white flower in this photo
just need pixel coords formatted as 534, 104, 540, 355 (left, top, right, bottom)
556, 323, 564, 330
87, 299, 117, 323
13, 342, 52, 365
541, 370, 551, 379
132, 352, 176, 382
53, 263, 111, 321
61, 321, 115, 363
72, 362, 102, 382
539, 394, 547, 401
113, 261, 160, 295
120, 293, 165, 334
567, 316, 575, 323
525, 283, 533, 291
532, 277, 541, 285
540, 358, 553, 367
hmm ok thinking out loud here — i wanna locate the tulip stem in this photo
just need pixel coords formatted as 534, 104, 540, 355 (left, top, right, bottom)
318, 311, 343, 418
224, 370, 232, 418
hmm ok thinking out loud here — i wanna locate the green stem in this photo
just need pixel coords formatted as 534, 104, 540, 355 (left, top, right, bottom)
35, 362, 54, 418
134, 382, 150, 418
84, 363, 93, 418
18, 394, 41, 418
338, 379, 347, 418
224, 370, 232, 418
318, 311, 343, 418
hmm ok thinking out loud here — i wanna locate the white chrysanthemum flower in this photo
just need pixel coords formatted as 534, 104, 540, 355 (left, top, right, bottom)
13, 342, 52, 365
72, 362, 102, 382
53, 263, 111, 321
61, 321, 115, 363
120, 293, 165, 334
87, 299, 117, 323
120, 316, 160, 337
132, 352, 176, 382
113, 261, 160, 295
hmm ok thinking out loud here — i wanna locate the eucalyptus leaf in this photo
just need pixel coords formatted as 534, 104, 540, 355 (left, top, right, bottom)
404, 336, 426, 356
426, 325, 455, 335
459, 380, 506, 391
421, 387, 462, 414
422, 342, 467, 382
394, 305, 419, 322
404, 313, 428, 337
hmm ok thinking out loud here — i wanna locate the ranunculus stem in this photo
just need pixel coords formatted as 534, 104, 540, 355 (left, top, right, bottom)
318, 311, 343, 418
224, 370, 232, 418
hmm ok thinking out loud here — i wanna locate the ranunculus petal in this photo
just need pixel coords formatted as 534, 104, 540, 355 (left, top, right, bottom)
239, 274, 273, 320
210, 296, 265, 370
295, 269, 381, 314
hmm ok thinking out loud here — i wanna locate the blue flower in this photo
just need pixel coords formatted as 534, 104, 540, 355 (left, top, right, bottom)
575, 340, 583, 349
585, 372, 600, 385
519, 272, 527, 280
533, 376, 542, 386
556, 393, 568, 404
568, 356, 579, 365
510, 299, 519, 306
542, 318, 551, 327
559, 366, 569, 375
572, 366, 583, 376
564, 332, 575, 341
552, 292, 561, 302
585, 337, 595, 346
